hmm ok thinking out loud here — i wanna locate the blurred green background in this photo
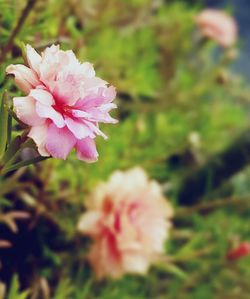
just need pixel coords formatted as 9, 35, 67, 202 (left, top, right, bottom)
1, 0, 250, 298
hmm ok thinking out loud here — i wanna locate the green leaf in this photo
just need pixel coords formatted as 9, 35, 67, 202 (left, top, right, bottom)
1, 156, 49, 175
0, 91, 10, 160
52, 279, 74, 299
2, 137, 35, 169
2, 136, 22, 164
7, 275, 29, 299
157, 263, 187, 280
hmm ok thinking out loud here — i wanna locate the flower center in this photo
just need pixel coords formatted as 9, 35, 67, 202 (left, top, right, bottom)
52, 103, 74, 118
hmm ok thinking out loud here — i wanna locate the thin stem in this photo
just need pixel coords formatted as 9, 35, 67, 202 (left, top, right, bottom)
161, 246, 214, 264
0, 167, 26, 196
0, 0, 37, 63
0, 182, 31, 197
3, 137, 33, 167
1, 156, 49, 175
175, 196, 250, 218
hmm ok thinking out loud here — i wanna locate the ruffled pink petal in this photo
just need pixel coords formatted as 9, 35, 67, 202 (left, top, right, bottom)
71, 109, 91, 118
39, 45, 61, 84
28, 124, 49, 156
76, 137, 98, 162
76, 86, 116, 109
85, 107, 118, 124
103, 86, 116, 103
81, 62, 95, 78
84, 120, 108, 139
46, 124, 76, 159
39, 45, 77, 88
52, 75, 82, 106
13, 96, 45, 126
65, 117, 94, 139
75, 94, 105, 110
100, 103, 117, 113
26, 45, 42, 75
84, 77, 107, 91
36, 102, 65, 128
29, 89, 55, 105
6, 64, 40, 94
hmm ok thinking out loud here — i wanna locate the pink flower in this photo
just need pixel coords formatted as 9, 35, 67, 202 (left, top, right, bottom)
77, 167, 173, 279
6, 45, 117, 162
196, 9, 238, 48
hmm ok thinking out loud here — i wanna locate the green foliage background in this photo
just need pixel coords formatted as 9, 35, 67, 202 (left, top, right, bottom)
1, 0, 250, 298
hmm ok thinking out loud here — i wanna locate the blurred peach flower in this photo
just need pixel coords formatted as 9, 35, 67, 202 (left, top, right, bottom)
6, 45, 117, 162
78, 167, 173, 279
196, 9, 237, 48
